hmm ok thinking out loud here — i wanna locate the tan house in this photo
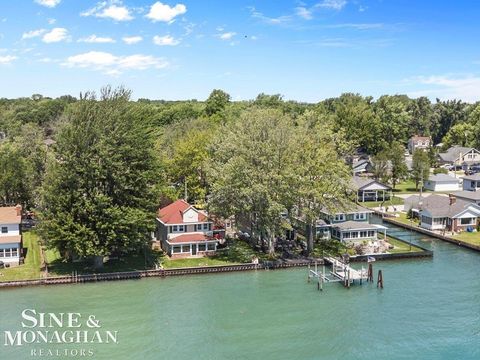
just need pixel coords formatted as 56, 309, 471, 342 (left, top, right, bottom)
408, 135, 431, 154
155, 200, 222, 259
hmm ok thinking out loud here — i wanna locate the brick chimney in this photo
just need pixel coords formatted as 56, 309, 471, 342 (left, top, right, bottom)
15, 204, 22, 217
449, 194, 456, 206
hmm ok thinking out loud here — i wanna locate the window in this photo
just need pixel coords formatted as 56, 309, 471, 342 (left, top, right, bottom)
182, 245, 191, 253
207, 243, 216, 251
334, 214, 345, 222
343, 232, 351, 239
368, 231, 375, 237
172, 246, 181, 253
203, 223, 209, 230
351, 232, 358, 238
1, 227, 7, 234
178, 225, 184, 232
355, 213, 365, 220
198, 244, 206, 251
173, 225, 178, 232
360, 231, 367, 238
0, 248, 17, 258
460, 218, 475, 225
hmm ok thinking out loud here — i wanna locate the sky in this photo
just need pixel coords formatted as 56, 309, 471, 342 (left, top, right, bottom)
1, 0, 480, 102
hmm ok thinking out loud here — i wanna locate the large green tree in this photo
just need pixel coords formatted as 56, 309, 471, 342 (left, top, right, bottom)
39, 87, 159, 268
412, 149, 430, 190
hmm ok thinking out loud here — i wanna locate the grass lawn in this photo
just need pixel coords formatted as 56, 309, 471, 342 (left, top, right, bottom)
393, 179, 425, 194
362, 196, 404, 208
0, 232, 43, 282
45, 247, 163, 276
386, 236, 423, 253
452, 232, 480, 246
161, 239, 267, 269
393, 213, 421, 226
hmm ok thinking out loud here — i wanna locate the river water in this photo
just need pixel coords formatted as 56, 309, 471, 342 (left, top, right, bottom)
1, 219, 479, 360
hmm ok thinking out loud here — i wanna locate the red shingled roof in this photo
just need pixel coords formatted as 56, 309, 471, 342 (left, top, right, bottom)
158, 199, 207, 224
167, 233, 214, 244
0, 206, 21, 224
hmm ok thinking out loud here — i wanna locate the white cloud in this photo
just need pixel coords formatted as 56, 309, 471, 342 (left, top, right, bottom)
78, 35, 116, 43
315, 0, 347, 10
146, 2, 187, 23
325, 23, 383, 30
47, 18, 56, 25
35, 0, 61, 8
249, 6, 291, 25
81, 1, 133, 22
122, 36, 143, 45
296, 7, 313, 20
153, 35, 180, 46
0, 55, 17, 64
42, 27, 69, 43
218, 32, 236, 40
22, 29, 46, 39
408, 74, 480, 103
62, 51, 169, 75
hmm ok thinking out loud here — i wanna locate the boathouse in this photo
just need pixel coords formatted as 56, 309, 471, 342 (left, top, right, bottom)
156, 200, 222, 259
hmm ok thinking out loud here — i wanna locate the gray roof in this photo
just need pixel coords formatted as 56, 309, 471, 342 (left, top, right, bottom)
438, 146, 476, 163
461, 174, 480, 181
404, 194, 478, 218
427, 174, 459, 183
352, 176, 391, 190
450, 191, 480, 201
333, 221, 381, 231
321, 201, 373, 215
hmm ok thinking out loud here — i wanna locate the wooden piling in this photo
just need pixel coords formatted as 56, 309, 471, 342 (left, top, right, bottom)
377, 270, 383, 289
368, 263, 373, 283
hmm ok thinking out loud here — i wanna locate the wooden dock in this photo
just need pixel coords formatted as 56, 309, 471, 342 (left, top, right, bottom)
308, 256, 370, 290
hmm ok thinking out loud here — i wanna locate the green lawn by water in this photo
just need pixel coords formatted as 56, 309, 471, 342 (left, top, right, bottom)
386, 237, 423, 253
452, 232, 480, 246
0, 232, 43, 282
362, 196, 404, 208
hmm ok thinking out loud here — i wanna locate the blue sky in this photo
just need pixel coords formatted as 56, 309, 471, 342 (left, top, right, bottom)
1, 0, 480, 102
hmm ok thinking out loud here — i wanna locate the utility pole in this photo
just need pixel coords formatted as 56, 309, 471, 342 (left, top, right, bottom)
184, 178, 188, 202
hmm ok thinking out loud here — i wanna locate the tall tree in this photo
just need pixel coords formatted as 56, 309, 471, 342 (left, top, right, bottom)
39, 87, 159, 268
412, 149, 430, 190
205, 89, 231, 117
389, 141, 408, 189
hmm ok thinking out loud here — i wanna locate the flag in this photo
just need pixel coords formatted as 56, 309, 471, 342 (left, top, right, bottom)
367, 256, 376, 263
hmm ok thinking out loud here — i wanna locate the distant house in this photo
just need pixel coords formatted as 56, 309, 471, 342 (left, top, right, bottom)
352, 176, 391, 202
0, 205, 22, 266
155, 199, 222, 259
423, 174, 460, 192
331, 221, 387, 243
352, 159, 373, 175
408, 135, 431, 154
461, 174, 480, 192
438, 146, 480, 166
404, 194, 480, 232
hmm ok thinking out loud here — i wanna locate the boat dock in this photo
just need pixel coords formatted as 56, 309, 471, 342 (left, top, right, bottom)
308, 256, 382, 290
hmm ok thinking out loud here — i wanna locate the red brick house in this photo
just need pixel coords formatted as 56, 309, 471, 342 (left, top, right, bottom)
155, 200, 222, 259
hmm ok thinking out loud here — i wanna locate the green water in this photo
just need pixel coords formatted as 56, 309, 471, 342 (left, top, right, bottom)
1, 221, 479, 360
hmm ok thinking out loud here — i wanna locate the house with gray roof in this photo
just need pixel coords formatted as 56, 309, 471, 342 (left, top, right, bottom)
449, 191, 480, 205
319, 201, 373, 224
438, 146, 480, 166
404, 194, 480, 232
461, 174, 480, 191
331, 221, 387, 243
352, 176, 391, 202
424, 174, 460, 192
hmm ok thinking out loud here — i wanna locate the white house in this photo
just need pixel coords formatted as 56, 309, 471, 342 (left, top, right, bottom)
424, 174, 460, 192
438, 146, 480, 166
331, 221, 387, 243
0, 205, 22, 266
404, 194, 480, 232
156, 199, 222, 259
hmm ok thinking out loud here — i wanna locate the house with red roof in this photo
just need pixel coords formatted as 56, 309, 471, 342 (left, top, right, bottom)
155, 199, 222, 258
0, 205, 22, 266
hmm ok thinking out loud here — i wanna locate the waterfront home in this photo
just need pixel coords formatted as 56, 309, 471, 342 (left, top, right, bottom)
404, 194, 480, 232
352, 176, 391, 202
155, 199, 221, 259
331, 221, 387, 243
320, 202, 373, 224
461, 174, 480, 191
438, 146, 480, 166
408, 135, 431, 154
424, 174, 460, 192
0, 205, 22, 266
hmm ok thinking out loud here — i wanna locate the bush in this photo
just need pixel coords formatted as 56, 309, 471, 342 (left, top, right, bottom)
433, 167, 448, 175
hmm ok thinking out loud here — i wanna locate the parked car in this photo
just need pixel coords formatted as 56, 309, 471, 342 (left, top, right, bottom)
448, 165, 463, 171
